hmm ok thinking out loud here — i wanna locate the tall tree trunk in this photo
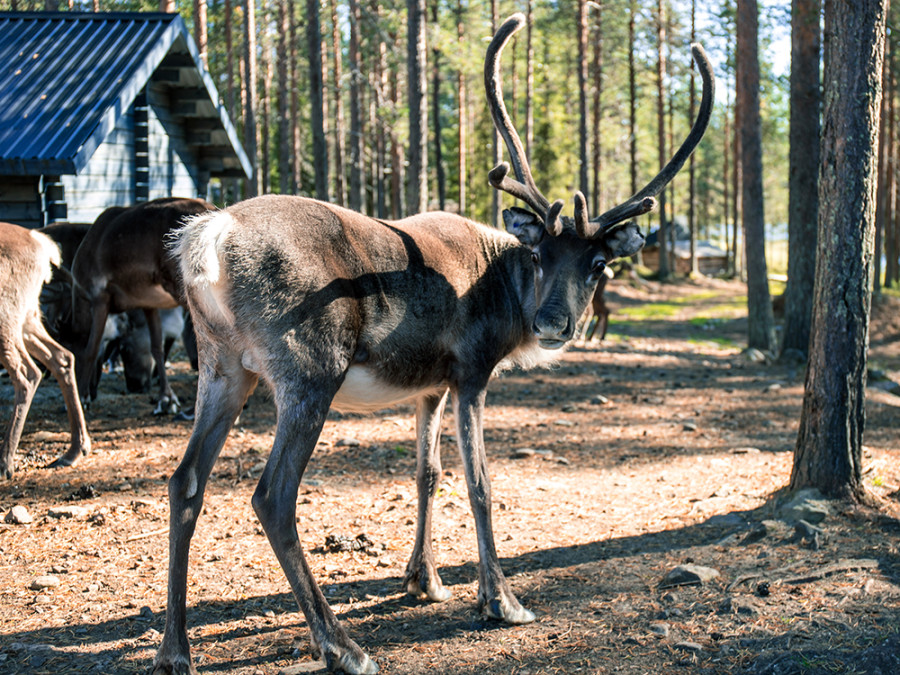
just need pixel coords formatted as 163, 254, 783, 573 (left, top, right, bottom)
791, 0, 886, 500
349, 0, 365, 212
431, 0, 446, 211
289, 0, 300, 194
782, 0, 822, 356
656, 0, 670, 279
723, 88, 731, 269
390, 66, 405, 220
732, 54, 742, 278
224, 0, 238, 203
591, 5, 603, 216
457, 0, 467, 215
160, 0, 175, 11
629, 0, 641, 265
737, 0, 775, 351
525, 0, 534, 161
407, 0, 428, 215
260, 41, 273, 195
277, 0, 291, 194
243, 0, 259, 197
689, 0, 698, 276
490, 0, 501, 225
306, 0, 329, 201
194, 0, 208, 67
330, 0, 347, 206
577, 0, 589, 197
375, 1, 388, 219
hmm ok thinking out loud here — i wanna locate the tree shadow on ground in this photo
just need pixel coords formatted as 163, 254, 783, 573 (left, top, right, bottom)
4, 503, 899, 674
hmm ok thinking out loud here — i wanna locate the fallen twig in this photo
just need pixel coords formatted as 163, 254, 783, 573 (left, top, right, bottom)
125, 526, 169, 543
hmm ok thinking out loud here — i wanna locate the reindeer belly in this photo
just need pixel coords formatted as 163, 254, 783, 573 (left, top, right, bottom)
332, 365, 441, 413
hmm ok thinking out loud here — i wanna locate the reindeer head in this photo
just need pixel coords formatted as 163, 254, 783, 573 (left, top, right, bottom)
485, 13, 714, 348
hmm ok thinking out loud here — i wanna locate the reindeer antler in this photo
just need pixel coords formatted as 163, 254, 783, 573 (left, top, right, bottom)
577, 43, 716, 239
485, 14, 564, 236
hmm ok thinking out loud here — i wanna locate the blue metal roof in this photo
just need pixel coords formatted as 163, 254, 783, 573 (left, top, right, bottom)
0, 11, 250, 178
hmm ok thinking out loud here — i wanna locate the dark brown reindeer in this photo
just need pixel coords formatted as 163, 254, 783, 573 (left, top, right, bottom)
0, 222, 91, 478
69, 197, 212, 414
152, 14, 713, 675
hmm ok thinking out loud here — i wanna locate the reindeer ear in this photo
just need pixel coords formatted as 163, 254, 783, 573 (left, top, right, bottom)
601, 221, 645, 260
503, 207, 545, 247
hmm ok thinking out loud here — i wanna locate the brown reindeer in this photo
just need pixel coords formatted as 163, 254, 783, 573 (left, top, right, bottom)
69, 198, 213, 414
152, 15, 713, 675
576, 265, 615, 342
0, 221, 91, 478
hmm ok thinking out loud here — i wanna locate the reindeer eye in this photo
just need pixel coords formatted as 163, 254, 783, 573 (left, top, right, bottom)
590, 261, 606, 277
531, 251, 540, 265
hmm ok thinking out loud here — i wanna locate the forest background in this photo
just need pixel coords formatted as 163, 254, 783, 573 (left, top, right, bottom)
2, 0, 808, 279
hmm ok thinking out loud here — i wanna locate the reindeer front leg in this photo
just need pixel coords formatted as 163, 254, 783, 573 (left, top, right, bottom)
404, 391, 452, 602
452, 383, 535, 624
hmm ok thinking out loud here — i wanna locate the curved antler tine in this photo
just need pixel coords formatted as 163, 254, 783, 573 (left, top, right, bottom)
591, 42, 716, 232
485, 13, 551, 219
546, 200, 564, 236
573, 191, 598, 239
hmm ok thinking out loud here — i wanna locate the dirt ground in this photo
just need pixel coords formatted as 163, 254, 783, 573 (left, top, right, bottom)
1, 278, 899, 675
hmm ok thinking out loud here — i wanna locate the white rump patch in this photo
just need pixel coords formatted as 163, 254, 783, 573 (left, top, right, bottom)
332, 366, 439, 413
30, 230, 61, 284
173, 211, 235, 326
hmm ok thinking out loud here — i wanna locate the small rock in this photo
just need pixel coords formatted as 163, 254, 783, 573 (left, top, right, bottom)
682, 422, 698, 432
764, 383, 783, 392
674, 641, 703, 653
336, 438, 361, 447
719, 596, 759, 617
29, 576, 60, 590
47, 505, 90, 520
561, 404, 577, 413
552, 419, 575, 427
649, 622, 670, 637
730, 447, 761, 454
779, 488, 831, 524
5, 505, 33, 525
590, 395, 610, 405
742, 348, 768, 363
555, 456, 571, 465
33, 594, 54, 605
742, 519, 792, 544
662, 564, 720, 588
511, 448, 536, 459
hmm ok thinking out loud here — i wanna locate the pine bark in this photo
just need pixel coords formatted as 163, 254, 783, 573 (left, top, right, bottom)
277, 0, 292, 194
243, 0, 259, 197
656, 0, 669, 279
737, 0, 775, 350
306, 0, 329, 201
329, 0, 347, 206
432, 0, 446, 211
791, 0, 886, 500
782, 0, 822, 356
577, 0, 589, 197
591, 6, 603, 216
194, 0, 208, 67
457, 0, 467, 215
349, 0, 365, 211
407, 0, 428, 215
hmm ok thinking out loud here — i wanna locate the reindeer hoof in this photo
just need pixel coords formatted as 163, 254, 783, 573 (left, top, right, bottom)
1, 464, 12, 480
405, 577, 452, 603
483, 597, 536, 625
153, 397, 181, 416
150, 656, 197, 675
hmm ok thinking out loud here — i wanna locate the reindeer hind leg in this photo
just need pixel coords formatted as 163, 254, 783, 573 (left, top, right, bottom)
153, 346, 257, 675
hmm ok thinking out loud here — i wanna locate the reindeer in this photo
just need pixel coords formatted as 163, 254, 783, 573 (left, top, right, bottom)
69, 197, 213, 415
152, 14, 713, 675
575, 265, 615, 342
0, 222, 91, 478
